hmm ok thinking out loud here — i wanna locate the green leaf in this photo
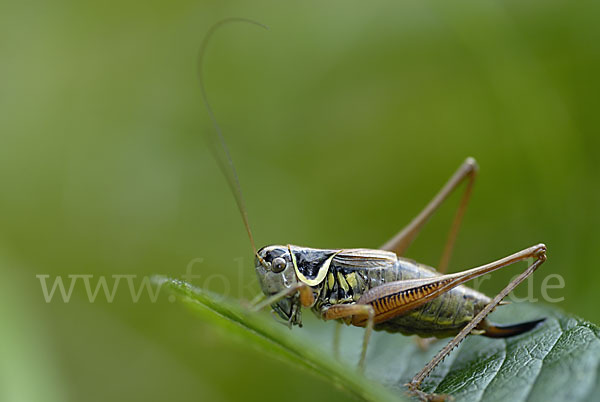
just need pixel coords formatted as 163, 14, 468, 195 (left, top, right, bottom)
153, 276, 600, 402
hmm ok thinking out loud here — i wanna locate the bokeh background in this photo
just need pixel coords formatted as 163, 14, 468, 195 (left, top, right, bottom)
1, 0, 599, 401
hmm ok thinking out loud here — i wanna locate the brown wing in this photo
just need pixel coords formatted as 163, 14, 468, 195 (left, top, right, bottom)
333, 248, 397, 271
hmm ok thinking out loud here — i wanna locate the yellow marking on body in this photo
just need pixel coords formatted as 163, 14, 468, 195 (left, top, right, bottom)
327, 272, 335, 290
337, 272, 349, 293
386, 296, 395, 309
408, 289, 416, 302
380, 300, 387, 313
345, 272, 358, 289
290, 245, 341, 287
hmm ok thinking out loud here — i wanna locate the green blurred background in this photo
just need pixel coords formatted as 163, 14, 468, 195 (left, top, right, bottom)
1, 0, 599, 401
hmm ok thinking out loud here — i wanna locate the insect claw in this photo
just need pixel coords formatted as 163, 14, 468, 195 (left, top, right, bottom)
405, 386, 453, 402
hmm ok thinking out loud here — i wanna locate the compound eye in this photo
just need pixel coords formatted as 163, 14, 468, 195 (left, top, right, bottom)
271, 257, 287, 273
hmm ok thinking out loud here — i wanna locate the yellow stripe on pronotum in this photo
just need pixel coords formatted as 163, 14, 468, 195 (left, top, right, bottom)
288, 245, 342, 287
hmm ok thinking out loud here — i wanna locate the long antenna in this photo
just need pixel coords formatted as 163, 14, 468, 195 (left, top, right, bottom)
198, 18, 268, 265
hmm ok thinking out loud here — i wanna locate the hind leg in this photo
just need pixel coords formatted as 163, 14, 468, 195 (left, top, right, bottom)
381, 157, 478, 274
407, 245, 547, 400
380, 158, 478, 351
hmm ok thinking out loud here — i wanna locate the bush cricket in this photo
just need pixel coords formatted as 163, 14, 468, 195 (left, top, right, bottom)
199, 18, 548, 401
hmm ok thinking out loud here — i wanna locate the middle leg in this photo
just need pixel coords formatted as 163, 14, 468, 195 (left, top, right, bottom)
322, 304, 375, 371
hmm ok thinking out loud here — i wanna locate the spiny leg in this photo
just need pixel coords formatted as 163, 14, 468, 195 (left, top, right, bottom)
406, 244, 547, 400
380, 157, 478, 274
322, 304, 375, 371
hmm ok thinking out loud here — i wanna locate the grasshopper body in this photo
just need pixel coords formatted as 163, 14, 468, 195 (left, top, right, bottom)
256, 245, 539, 340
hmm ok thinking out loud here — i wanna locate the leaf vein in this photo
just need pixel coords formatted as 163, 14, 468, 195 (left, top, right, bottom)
523, 317, 564, 402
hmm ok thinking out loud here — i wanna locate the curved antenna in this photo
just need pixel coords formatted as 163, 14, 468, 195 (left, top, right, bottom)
198, 18, 269, 266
